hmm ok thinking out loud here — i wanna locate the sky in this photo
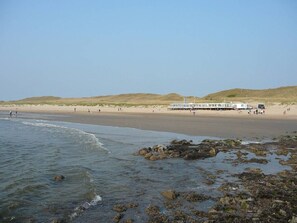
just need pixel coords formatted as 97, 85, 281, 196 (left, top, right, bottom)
0, 0, 297, 100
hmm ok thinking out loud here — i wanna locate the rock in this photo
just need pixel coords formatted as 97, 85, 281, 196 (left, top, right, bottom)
126, 202, 138, 208
153, 144, 166, 153
53, 175, 65, 181
138, 148, 149, 156
113, 204, 127, 213
249, 145, 268, 156
209, 147, 218, 156
246, 158, 268, 164
183, 192, 210, 202
171, 139, 192, 145
290, 216, 297, 223
113, 213, 124, 223
145, 204, 160, 216
149, 155, 159, 161
204, 179, 215, 185
158, 154, 167, 160
275, 149, 289, 156
245, 168, 263, 174
161, 190, 178, 200
223, 139, 242, 147
192, 210, 208, 218
50, 219, 66, 223
219, 196, 235, 206
279, 209, 286, 216
173, 210, 189, 221
144, 153, 152, 159
145, 205, 168, 223
236, 150, 243, 158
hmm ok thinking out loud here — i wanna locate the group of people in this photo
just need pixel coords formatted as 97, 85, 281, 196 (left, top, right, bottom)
283, 107, 291, 115
73, 107, 101, 113
248, 109, 265, 115
9, 110, 18, 118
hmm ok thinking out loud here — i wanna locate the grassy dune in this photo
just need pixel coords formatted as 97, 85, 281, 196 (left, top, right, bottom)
203, 86, 297, 104
2, 86, 296, 106
5, 93, 190, 106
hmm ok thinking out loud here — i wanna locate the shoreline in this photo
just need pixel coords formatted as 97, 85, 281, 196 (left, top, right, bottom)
2, 107, 296, 140
1, 103, 297, 119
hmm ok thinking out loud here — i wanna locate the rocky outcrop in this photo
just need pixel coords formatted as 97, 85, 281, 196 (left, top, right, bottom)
124, 134, 297, 222
161, 190, 178, 200
136, 139, 242, 161
53, 175, 65, 181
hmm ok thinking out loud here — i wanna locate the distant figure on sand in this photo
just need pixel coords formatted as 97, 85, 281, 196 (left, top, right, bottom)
74, 108, 76, 112
9, 111, 12, 118
15, 111, 18, 117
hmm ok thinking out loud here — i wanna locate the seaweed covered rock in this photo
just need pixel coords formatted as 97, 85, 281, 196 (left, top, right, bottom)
53, 175, 65, 181
161, 190, 178, 200
136, 139, 232, 161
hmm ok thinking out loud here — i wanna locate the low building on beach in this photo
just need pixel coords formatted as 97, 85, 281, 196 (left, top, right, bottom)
168, 102, 251, 110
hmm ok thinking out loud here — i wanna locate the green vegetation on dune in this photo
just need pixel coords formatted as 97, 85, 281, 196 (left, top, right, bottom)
2, 93, 186, 106
1, 86, 296, 106
203, 86, 297, 103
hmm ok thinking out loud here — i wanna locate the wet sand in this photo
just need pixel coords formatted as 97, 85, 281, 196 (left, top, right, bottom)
42, 112, 297, 140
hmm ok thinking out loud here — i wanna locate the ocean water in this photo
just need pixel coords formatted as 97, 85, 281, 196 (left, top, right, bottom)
0, 112, 290, 222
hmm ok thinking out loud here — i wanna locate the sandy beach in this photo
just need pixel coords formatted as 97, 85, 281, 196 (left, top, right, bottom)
1, 104, 297, 140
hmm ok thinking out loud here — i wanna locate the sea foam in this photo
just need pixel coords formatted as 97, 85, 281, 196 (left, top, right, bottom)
70, 194, 102, 220
21, 120, 110, 153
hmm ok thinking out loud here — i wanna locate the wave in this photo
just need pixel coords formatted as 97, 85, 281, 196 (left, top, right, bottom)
69, 194, 102, 220
0, 117, 10, 120
21, 121, 111, 153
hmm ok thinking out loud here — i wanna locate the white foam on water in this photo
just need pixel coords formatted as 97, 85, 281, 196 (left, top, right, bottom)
90, 194, 102, 205
21, 120, 111, 153
22, 121, 62, 128
241, 140, 261, 145
69, 194, 102, 220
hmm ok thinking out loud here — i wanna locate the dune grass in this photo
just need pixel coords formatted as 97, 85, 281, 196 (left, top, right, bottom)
203, 86, 297, 104
1, 86, 296, 106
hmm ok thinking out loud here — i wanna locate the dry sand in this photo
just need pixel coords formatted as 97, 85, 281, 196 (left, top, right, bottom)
1, 104, 297, 139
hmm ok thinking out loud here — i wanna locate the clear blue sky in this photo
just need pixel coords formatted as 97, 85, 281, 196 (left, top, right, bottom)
0, 0, 296, 100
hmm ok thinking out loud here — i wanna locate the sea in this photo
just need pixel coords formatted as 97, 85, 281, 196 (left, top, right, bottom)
0, 112, 290, 222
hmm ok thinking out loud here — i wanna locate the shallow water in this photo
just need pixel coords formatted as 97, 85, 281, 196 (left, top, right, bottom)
0, 112, 291, 222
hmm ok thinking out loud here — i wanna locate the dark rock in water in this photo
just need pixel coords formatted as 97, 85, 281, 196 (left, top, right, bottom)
113, 213, 124, 223
243, 158, 268, 164
50, 219, 66, 223
134, 134, 297, 222
193, 210, 208, 218
145, 204, 160, 216
248, 144, 268, 156
126, 202, 138, 209
53, 175, 65, 181
112, 202, 138, 213
171, 139, 192, 145
137, 139, 224, 161
113, 204, 127, 213
145, 205, 168, 223
161, 190, 178, 200
181, 192, 210, 202
173, 210, 196, 222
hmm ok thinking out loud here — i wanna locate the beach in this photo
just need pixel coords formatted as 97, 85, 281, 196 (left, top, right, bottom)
1, 104, 297, 140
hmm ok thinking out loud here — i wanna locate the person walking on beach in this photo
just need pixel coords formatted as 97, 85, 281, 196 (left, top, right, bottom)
9, 111, 12, 118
